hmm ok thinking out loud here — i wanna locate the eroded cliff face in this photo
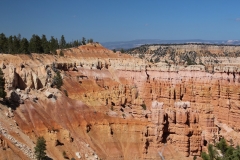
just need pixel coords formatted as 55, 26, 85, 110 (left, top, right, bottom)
127, 44, 240, 72
0, 43, 240, 160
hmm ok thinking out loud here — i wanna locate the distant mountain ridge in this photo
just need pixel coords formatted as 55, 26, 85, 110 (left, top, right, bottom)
101, 39, 240, 50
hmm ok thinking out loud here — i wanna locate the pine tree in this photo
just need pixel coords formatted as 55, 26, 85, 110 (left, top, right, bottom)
34, 136, 47, 160
41, 34, 50, 54
0, 33, 8, 53
59, 35, 66, 49
19, 38, 29, 54
89, 38, 93, 43
12, 35, 21, 54
29, 34, 43, 53
208, 144, 218, 160
216, 138, 228, 154
0, 68, 6, 99
49, 36, 58, 54
81, 37, 86, 45
8, 36, 13, 53
73, 40, 79, 47
52, 71, 63, 89
231, 145, 240, 159
201, 152, 210, 160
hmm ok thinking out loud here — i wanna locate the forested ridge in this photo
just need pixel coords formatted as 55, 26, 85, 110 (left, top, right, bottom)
0, 33, 94, 54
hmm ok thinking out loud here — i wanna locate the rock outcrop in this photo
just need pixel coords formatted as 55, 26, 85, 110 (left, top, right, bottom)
0, 43, 240, 159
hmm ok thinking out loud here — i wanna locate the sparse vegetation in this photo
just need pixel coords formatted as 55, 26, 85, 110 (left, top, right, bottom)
120, 48, 125, 53
87, 38, 93, 43
201, 138, 240, 160
141, 103, 146, 110
82, 37, 86, 45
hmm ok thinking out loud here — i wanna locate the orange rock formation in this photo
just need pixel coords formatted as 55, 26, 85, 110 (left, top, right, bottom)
0, 43, 240, 159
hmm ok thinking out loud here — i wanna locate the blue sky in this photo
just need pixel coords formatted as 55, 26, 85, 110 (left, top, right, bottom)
1, 0, 240, 43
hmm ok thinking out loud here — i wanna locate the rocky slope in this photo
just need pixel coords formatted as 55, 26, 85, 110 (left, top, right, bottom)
127, 44, 240, 71
0, 43, 240, 159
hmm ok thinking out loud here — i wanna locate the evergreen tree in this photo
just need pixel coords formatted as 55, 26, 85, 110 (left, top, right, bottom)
0, 33, 8, 53
8, 36, 13, 53
41, 34, 50, 54
81, 37, 86, 45
201, 140, 240, 160
89, 38, 93, 43
12, 34, 21, 53
59, 35, 66, 49
201, 144, 218, 160
29, 34, 43, 53
231, 145, 240, 159
52, 71, 63, 89
65, 42, 72, 48
19, 38, 29, 54
207, 144, 217, 160
73, 40, 79, 47
216, 138, 228, 154
201, 152, 210, 160
87, 38, 93, 43
0, 68, 6, 99
34, 136, 47, 160
49, 36, 58, 54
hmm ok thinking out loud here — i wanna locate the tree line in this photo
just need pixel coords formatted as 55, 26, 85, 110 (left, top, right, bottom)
0, 33, 94, 54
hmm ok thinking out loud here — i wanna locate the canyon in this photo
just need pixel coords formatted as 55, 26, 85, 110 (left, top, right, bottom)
0, 43, 240, 159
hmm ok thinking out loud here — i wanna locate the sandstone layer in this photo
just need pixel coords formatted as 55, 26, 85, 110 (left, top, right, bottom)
0, 43, 240, 159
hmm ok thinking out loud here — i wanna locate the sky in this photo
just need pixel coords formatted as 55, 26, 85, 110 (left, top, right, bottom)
1, 0, 240, 43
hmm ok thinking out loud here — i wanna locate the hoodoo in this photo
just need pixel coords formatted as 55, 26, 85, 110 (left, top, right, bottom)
1, 43, 240, 159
